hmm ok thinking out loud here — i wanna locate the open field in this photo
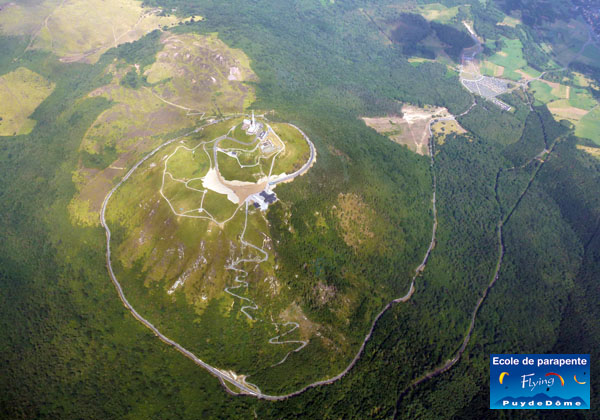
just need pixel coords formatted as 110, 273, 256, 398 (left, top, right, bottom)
217, 151, 264, 183
0, 0, 62, 41
540, 80, 600, 145
0, 0, 186, 63
167, 144, 211, 180
0, 67, 55, 136
568, 88, 597, 110
408, 57, 436, 65
497, 15, 520, 28
515, 66, 542, 80
575, 107, 600, 145
380, 1, 469, 24
270, 123, 310, 175
547, 99, 590, 122
572, 72, 596, 88
480, 60, 504, 77
431, 119, 467, 142
417, 3, 461, 23
487, 37, 527, 81
529, 80, 569, 104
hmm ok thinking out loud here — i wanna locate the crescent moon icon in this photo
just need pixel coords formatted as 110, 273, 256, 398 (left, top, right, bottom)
499, 372, 509, 384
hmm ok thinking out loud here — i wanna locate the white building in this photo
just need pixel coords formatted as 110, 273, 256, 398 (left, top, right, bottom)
247, 111, 258, 134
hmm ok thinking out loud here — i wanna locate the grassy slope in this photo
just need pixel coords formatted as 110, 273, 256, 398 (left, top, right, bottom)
0, 0, 181, 62
270, 122, 310, 175
0, 67, 55, 135
576, 107, 600, 145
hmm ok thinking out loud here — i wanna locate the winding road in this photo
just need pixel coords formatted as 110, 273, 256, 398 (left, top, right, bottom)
100, 15, 592, 404
394, 71, 566, 417
101, 113, 441, 400
100, 122, 265, 397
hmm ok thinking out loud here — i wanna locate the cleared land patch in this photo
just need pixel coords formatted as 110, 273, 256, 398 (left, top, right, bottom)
417, 3, 461, 24
547, 100, 590, 122
576, 144, 600, 159
515, 66, 542, 80
480, 60, 504, 77
0, 67, 55, 136
497, 15, 520, 28
575, 107, 600, 145
568, 88, 597, 110
572, 72, 596, 88
362, 105, 452, 155
270, 123, 310, 175
530, 79, 569, 104
335, 193, 374, 251
431, 119, 467, 143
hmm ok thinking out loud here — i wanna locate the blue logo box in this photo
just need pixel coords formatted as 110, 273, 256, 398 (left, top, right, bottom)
490, 354, 590, 409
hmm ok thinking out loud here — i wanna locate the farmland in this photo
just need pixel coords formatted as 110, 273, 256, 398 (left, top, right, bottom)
487, 37, 527, 80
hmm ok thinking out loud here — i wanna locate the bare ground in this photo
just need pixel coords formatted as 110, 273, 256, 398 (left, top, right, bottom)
362, 105, 451, 155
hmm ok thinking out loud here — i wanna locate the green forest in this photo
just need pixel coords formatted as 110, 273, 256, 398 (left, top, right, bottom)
1, 0, 599, 418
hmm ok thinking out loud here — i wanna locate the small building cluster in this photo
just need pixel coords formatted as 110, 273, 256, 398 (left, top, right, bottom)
242, 111, 279, 155
260, 139, 276, 154
249, 189, 277, 211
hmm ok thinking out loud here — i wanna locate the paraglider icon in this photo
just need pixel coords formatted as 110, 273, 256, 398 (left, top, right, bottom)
545, 372, 564, 386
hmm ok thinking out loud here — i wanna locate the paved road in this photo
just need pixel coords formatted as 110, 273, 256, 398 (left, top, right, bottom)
268, 124, 316, 185
100, 118, 319, 399
394, 122, 564, 418
101, 116, 438, 401
100, 122, 265, 397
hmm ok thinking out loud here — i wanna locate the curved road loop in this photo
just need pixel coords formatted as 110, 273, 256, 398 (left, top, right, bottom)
102, 19, 586, 404
101, 113, 441, 400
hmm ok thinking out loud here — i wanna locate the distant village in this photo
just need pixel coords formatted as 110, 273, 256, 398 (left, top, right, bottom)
572, 0, 600, 39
